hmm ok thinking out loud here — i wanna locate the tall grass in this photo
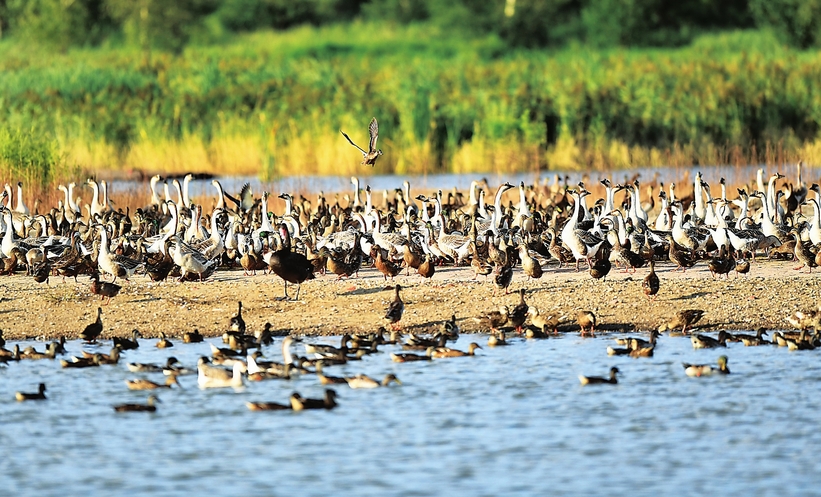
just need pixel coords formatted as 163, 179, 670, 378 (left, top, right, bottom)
0, 25, 820, 191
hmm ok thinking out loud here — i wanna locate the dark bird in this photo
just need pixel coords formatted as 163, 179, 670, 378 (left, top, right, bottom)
707, 245, 734, 279
230, 301, 246, 334
183, 329, 204, 343
642, 260, 660, 299
80, 307, 103, 343
15, 383, 47, 401
90, 272, 122, 305
579, 366, 620, 385
247, 400, 292, 411
113, 395, 160, 413
508, 289, 529, 333
290, 389, 339, 411
113, 329, 141, 351
668, 309, 705, 335
493, 263, 513, 294
385, 284, 404, 330
341, 117, 383, 167
267, 223, 315, 300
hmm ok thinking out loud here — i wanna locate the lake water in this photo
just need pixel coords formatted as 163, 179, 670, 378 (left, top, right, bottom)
2, 331, 819, 496
109, 163, 800, 200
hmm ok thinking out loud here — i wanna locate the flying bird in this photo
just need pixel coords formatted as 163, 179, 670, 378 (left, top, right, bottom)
341, 117, 383, 166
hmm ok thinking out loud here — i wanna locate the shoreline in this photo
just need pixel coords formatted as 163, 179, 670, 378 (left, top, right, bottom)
3, 259, 818, 342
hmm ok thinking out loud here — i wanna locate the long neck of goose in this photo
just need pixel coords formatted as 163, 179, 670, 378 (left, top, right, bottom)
735, 196, 748, 230
213, 181, 225, 211
283, 195, 293, 217
99, 228, 110, 256
757, 169, 765, 194
433, 196, 442, 219
797, 162, 803, 186
614, 213, 627, 244
172, 180, 184, 210
2, 211, 14, 254
477, 190, 489, 219
260, 196, 273, 232
604, 186, 614, 213
89, 181, 101, 213
579, 193, 592, 221
371, 211, 381, 233
518, 184, 528, 214
282, 338, 294, 365
182, 175, 192, 207
766, 176, 778, 219
720, 182, 727, 201
437, 214, 448, 238
364, 188, 373, 216
60, 186, 70, 211
563, 193, 581, 242
352, 178, 361, 207
672, 204, 684, 231
100, 181, 109, 209
669, 184, 676, 203
15, 184, 27, 214
492, 186, 507, 231
469, 181, 478, 206
163, 182, 173, 203
150, 177, 162, 205
693, 176, 705, 219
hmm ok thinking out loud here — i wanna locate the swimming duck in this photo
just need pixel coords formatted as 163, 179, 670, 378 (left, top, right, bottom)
113, 329, 141, 351
89, 272, 121, 305
683, 355, 730, 376
15, 383, 46, 401
390, 347, 434, 362
508, 289, 529, 333
246, 399, 292, 411
579, 367, 619, 385
290, 389, 339, 411
20, 342, 59, 360
345, 374, 402, 389
113, 395, 160, 413
432, 342, 481, 358
128, 356, 181, 374
126, 374, 180, 390
183, 329, 204, 343
668, 309, 704, 335
155, 332, 173, 349
304, 334, 351, 359
230, 301, 246, 334
577, 310, 597, 337
642, 260, 660, 299
61, 354, 102, 368
315, 362, 347, 385
487, 331, 510, 347
80, 307, 103, 343
734, 328, 769, 346
341, 117, 383, 167
0, 344, 20, 362
384, 284, 404, 330
691, 330, 728, 349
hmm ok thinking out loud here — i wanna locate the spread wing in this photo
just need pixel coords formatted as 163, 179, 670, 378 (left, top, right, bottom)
340, 130, 367, 155
368, 117, 379, 153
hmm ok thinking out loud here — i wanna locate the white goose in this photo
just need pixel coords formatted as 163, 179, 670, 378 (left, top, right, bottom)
197, 357, 245, 389
562, 190, 605, 270
96, 225, 142, 282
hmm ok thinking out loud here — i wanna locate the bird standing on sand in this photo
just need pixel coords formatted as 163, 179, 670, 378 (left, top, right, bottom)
385, 284, 404, 330
341, 117, 383, 167
642, 260, 660, 299
90, 272, 122, 305
230, 301, 246, 334
577, 310, 597, 337
81, 307, 103, 343
668, 309, 705, 335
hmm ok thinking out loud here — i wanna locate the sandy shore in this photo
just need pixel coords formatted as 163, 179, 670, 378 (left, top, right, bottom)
1, 258, 818, 342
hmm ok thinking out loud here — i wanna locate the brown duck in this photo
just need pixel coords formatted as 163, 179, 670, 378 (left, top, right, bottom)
90, 272, 122, 305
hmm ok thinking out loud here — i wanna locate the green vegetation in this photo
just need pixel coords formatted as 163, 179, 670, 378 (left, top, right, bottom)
0, 1, 820, 191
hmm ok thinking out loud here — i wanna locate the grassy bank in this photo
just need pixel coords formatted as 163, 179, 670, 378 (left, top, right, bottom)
1, 25, 820, 192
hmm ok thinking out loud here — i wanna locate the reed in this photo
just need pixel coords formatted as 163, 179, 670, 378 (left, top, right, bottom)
0, 26, 819, 191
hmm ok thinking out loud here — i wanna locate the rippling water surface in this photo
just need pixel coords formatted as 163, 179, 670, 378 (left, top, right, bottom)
2, 332, 820, 496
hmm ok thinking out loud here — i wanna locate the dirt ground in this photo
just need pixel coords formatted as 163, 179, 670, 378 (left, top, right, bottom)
1, 257, 819, 342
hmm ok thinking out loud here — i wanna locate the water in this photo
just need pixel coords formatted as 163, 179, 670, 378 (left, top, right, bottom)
2, 332, 820, 496
108, 164, 794, 199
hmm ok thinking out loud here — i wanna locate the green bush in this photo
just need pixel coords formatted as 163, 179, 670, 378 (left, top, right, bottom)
750, 0, 821, 48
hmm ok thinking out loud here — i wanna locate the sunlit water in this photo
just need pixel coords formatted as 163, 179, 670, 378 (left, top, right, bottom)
2, 331, 820, 496
109, 164, 801, 200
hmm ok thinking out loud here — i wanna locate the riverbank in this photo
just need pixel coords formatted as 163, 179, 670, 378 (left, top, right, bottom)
3, 258, 818, 342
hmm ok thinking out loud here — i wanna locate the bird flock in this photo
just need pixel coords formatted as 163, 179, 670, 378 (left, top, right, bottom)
2, 129, 821, 407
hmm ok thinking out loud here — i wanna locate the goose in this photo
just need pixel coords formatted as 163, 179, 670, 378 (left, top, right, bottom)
345, 374, 402, 389
562, 190, 605, 270
671, 202, 710, 251
171, 235, 217, 282
113, 395, 160, 413
341, 117, 382, 166
96, 225, 141, 282
683, 356, 729, 377
579, 367, 619, 385
197, 358, 245, 389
